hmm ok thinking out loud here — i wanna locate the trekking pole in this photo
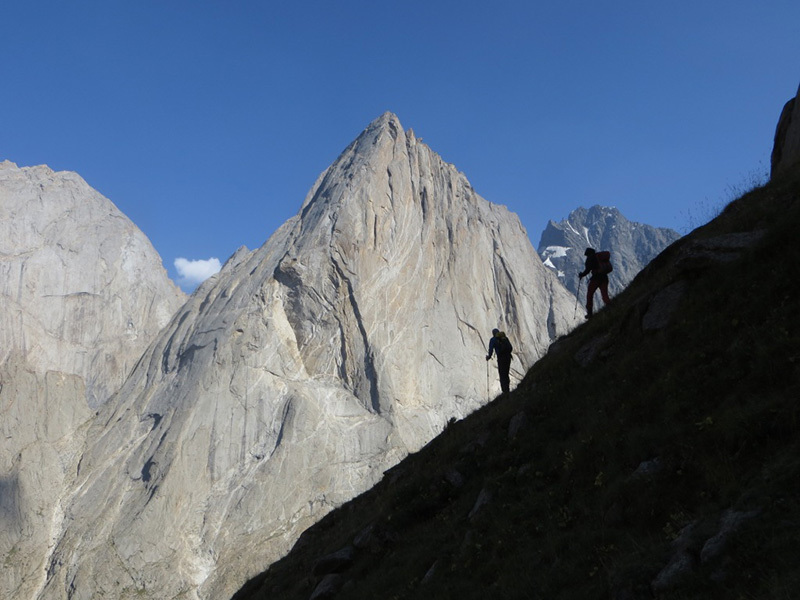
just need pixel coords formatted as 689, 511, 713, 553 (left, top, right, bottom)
486, 357, 490, 402
574, 277, 582, 319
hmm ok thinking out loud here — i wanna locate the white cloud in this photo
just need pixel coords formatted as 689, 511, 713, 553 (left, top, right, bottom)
174, 257, 222, 291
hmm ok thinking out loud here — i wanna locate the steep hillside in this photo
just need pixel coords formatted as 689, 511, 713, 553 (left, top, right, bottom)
233, 166, 800, 599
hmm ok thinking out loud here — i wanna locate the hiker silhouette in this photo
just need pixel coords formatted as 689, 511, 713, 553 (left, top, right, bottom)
486, 328, 513, 394
578, 247, 612, 318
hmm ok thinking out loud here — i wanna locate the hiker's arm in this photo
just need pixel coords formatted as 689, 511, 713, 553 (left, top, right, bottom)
580, 256, 597, 278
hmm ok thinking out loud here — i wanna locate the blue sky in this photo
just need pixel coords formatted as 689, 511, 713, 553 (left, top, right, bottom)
2, 1, 798, 291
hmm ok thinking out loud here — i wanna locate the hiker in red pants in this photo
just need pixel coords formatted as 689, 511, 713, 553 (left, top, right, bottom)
578, 248, 612, 318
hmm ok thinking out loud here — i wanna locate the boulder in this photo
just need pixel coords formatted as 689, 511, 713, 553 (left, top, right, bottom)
771, 82, 800, 178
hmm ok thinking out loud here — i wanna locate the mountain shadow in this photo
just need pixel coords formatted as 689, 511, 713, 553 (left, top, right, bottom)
231, 165, 800, 599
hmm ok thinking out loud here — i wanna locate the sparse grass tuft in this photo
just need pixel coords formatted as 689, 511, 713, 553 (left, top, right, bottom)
680, 162, 770, 233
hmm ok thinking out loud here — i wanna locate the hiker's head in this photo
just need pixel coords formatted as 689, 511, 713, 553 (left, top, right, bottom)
492, 328, 500, 336
584, 248, 596, 256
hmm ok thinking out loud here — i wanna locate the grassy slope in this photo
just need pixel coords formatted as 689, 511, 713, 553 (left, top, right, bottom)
232, 168, 800, 600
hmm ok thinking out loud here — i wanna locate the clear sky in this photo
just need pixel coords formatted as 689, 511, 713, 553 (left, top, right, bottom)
2, 1, 798, 291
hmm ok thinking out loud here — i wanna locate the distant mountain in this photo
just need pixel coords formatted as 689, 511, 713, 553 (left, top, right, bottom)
537, 205, 681, 297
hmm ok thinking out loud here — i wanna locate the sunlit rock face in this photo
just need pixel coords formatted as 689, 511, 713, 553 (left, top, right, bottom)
35, 113, 580, 600
538, 205, 681, 298
772, 82, 800, 178
0, 161, 186, 407
0, 161, 186, 599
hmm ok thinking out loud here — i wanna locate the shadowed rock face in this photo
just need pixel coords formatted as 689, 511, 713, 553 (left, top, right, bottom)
771, 83, 800, 178
35, 113, 580, 600
0, 161, 186, 599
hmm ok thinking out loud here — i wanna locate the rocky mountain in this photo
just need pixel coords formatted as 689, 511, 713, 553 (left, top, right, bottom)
0, 160, 186, 406
537, 205, 681, 297
25, 113, 581, 600
232, 98, 800, 600
0, 161, 186, 599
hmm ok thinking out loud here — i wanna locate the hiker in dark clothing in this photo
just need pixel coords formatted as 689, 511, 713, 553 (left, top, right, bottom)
578, 247, 611, 318
486, 328, 513, 394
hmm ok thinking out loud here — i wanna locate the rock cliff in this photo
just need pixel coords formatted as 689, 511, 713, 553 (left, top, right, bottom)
0, 161, 186, 599
771, 82, 800, 178
35, 113, 580, 600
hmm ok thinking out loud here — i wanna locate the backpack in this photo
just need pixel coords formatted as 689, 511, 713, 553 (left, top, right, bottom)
595, 250, 613, 275
496, 333, 513, 356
